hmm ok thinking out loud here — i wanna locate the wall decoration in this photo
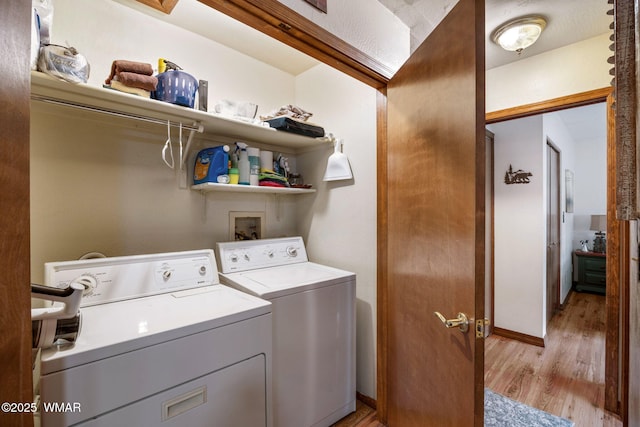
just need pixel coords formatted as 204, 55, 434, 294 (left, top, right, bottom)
504, 164, 532, 184
565, 169, 574, 213
229, 211, 265, 241
303, 0, 327, 13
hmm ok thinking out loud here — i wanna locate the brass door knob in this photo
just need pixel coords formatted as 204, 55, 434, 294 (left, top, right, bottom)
434, 311, 469, 333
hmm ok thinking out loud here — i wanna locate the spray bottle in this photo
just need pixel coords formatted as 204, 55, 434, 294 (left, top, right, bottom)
235, 142, 250, 185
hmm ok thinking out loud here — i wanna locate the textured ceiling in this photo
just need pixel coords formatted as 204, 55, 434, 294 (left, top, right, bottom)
378, 0, 613, 69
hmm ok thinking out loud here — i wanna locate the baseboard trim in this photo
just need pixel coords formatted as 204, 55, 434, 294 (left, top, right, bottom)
356, 392, 377, 410
493, 327, 546, 347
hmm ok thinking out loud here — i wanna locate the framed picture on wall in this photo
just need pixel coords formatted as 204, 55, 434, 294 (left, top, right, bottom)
565, 169, 574, 213
229, 211, 265, 241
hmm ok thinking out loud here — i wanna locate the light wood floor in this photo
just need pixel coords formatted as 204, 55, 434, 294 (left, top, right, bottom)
334, 290, 622, 427
485, 291, 622, 427
331, 399, 380, 427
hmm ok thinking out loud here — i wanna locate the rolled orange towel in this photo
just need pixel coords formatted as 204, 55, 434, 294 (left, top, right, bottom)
105, 60, 154, 85
116, 72, 158, 91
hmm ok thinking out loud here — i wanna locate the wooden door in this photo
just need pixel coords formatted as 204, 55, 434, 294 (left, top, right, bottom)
546, 143, 560, 323
384, 0, 485, 425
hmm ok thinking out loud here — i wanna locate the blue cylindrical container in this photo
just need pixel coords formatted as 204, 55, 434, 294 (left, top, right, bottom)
194, 145, 230, 184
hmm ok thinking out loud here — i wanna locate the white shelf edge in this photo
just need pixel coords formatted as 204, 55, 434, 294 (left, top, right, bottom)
30, 71, 330, 150
191, 182, 315, 194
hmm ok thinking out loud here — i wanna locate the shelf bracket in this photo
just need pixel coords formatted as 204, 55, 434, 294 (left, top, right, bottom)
178, 121, 204, 188
180, 121, 204, 170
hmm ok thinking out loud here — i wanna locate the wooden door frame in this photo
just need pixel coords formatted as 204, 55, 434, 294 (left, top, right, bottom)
1, 2, 34, 427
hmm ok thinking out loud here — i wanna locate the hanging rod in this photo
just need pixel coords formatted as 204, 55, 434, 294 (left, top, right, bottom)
31, 94, 204, 133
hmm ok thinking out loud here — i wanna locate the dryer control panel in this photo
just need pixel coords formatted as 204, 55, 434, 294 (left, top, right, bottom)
44, 250, 219, 307
216, 237, 309, 273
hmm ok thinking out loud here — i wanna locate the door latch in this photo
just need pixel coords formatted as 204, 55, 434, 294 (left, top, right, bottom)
475, 318, 490, 338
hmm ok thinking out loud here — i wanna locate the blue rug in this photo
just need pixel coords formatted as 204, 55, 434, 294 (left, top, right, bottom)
485, 389, 574, 427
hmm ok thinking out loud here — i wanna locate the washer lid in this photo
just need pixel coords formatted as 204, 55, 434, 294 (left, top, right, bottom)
220, 262, 355, 299
40, 284, 271, 375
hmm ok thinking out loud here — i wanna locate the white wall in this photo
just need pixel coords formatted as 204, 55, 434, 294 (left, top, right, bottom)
490, 116, 546, 338
486, 33, 611, 113
293, 64, 378, 397
572, 105, 608, 248
50, 0, 294, 118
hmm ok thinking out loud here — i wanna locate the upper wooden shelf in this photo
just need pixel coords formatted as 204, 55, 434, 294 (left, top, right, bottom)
30, 71, 328, 150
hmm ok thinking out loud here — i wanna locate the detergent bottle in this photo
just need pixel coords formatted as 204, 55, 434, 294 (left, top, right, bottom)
193, 145, 230, 184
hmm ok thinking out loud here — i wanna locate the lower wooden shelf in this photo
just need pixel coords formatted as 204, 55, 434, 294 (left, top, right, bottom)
191, 182, 316, 194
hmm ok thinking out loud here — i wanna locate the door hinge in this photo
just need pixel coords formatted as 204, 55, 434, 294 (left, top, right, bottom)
475, 318, 490, 338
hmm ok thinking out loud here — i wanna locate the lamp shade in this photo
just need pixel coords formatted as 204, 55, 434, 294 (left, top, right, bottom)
590, 215, 607, 232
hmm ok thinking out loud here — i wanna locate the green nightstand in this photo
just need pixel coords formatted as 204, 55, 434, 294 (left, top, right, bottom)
575, 251, 606, 295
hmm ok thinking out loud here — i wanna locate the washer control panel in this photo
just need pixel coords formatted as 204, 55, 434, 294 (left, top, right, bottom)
216, 237, 308, 273
44, 250, 218, 307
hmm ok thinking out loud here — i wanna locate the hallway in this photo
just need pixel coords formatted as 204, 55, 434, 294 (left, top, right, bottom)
485, 291, 622, 426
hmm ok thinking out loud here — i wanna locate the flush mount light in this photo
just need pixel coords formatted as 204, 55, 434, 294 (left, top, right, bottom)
491, 16, 547, 53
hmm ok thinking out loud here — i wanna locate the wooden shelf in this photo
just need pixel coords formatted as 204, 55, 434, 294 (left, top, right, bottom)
30, 71, 328, 150
191, 182, 315, 194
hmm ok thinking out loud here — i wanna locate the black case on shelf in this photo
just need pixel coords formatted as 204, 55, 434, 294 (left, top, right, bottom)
264, 117, 325, 138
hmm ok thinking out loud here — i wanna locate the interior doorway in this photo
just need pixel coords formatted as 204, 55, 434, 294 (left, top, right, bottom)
488, 101, 607, 340
486, 92, 619, 417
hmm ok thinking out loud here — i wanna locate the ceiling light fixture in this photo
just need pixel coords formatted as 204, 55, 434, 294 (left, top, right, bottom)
491, 16, 547, 53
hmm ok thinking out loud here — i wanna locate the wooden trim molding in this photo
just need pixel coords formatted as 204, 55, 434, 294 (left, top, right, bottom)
605, 91, 622, 414
198, 0, 393, 89
486, 87, 612, 123
375, 88, 388, 424
492, 327, 546, 348
1, 2, 34, 426
356, 391, 377, 410
135, 0, 179, 14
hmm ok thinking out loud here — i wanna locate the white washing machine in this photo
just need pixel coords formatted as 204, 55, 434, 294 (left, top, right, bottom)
216, 237, 356, 427
37, 250, 272, 427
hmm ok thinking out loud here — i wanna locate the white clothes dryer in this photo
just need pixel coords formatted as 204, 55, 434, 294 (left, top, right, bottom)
37, 250, 272, 427
216, 237, 356, 427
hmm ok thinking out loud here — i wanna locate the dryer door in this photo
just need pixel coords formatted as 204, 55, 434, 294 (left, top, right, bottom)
76, 354, 268, 427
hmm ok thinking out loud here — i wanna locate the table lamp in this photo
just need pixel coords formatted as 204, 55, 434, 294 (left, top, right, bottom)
590, 214, 607, 253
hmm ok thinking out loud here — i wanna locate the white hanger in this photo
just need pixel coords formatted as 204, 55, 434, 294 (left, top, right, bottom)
162, 120, 175, 169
